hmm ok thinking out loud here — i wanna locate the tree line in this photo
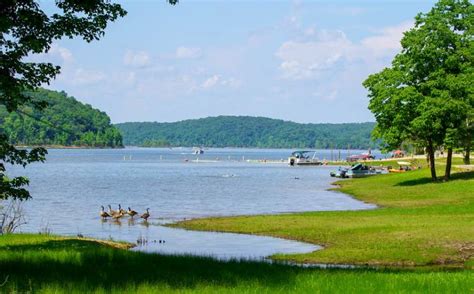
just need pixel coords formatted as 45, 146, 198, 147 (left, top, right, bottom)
116, 117, 378, 149
0, 88, 123, 148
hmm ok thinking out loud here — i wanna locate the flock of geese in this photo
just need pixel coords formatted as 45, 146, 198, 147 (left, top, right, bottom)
100, 204, 150, 221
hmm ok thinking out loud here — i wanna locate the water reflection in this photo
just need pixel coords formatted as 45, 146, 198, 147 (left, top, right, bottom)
127, 218, 136, 226
140, 220, 150, 228
100, 217, 151, 229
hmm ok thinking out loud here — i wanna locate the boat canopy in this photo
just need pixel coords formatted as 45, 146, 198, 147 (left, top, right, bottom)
350, 163, 369, 170
291, 150, 313, 156
351, 163, 363, 170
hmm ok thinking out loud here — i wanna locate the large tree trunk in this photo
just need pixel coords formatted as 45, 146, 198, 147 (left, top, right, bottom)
427, 140, 437, 181
463, 136, 471, 165
444, 148, 453, 181
463, 120, 471, 165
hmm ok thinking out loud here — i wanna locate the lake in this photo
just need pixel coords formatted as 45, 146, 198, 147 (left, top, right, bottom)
7, 148, 378, 260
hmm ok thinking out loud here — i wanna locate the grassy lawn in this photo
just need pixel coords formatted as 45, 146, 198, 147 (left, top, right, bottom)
173, 169, 474, 268
0, 234, 473, 293
1, 164, 473, 292
325, 156, 470, 168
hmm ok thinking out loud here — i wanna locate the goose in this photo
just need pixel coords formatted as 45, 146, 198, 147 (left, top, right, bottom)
118, 204, 126, 214
111, 210, 124, 220
108, 204, 117, 215
140, 208, 150, 221
100, 206, 110, 219
127, 207, 138, 218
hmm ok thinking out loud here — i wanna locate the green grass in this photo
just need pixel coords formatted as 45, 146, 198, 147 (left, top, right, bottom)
173, 169, 474, 268
1, 164, 473, 292
324, 159, 416, 167
325, 155, 471, 168
1, 234, 473, 293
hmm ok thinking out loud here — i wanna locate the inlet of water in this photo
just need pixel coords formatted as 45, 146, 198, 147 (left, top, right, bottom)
8, 148, 376, 259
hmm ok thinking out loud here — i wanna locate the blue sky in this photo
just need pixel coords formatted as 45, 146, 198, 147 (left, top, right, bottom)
38, 0, 437, 123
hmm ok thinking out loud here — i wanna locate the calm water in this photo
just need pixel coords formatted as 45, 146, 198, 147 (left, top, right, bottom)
8, 148, 377, 260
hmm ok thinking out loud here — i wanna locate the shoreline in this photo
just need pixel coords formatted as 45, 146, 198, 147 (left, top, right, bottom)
171, 169, 474, 269
2, 234, 472, 292
1, 168, 472, 292
15, 145, 124, 149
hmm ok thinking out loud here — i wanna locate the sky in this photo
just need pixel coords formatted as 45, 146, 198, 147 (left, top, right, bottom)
36, 0, 438, 124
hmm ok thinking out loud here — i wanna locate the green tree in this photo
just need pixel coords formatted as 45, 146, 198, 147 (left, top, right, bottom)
3, 2, 149, 201
1, 88, 124, 148
1, 0, 127, 199
116, 117, 377, 149
2, 1, 179, 200
364, 0, 473, 181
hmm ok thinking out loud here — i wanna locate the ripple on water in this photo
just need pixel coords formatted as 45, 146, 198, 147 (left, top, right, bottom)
11, 148, 376, 260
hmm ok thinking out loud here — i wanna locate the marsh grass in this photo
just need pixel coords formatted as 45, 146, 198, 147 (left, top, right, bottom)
0, 234, 473, 293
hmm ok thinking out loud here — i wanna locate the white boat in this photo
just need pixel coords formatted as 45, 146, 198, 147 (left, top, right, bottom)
330, 166, 350, 178
288, 151, 323, 166
346, 163, 387, 178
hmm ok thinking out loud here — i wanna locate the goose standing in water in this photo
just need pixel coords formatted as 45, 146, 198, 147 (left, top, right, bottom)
118, 204, 126, 215
140, 208, 150, 221
100, 206, 110, 219
108, 205, 117, 215
111, 210, 124, 220
127, 207, 138, 218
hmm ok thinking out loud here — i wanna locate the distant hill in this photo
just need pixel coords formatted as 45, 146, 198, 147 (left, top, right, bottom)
116, 116, 377, 149
0, 88, 123, 148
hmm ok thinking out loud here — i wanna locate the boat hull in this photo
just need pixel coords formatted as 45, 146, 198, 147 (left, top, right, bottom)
347, 170, 386, 178
288, 157, 322, 166
294, 161, 323, 166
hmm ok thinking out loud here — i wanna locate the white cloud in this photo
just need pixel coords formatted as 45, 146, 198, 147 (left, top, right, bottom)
30, 43, 74, 65
70, 68, 106, 85
361, 21, 413, 56
304, 26, 316, 37
49, 44, 74, 63
221, 77, 241, 88
275, 31, 349, 80
201, 75, 241, 90
201, 75, 220, 89
175, 46, 202, 59
123, 50, 151, 67
275, 22, 413, 80
36, 45, 104, 86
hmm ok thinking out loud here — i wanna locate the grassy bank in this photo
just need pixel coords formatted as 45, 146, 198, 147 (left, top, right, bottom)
325, 156, 471, 167
1, 234, 473, 293
1, 164, 472, 292
173, 169, 474, 268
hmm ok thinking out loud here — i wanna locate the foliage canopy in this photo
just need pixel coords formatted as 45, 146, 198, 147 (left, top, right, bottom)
1, 0, 128, 200
363, 0, 473, 180
0, 88, 123, 148
116, 117, 377, 149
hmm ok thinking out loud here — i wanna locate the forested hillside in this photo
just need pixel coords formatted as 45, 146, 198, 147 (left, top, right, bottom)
0, 89, 123, 148
116, 117, 377, 149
